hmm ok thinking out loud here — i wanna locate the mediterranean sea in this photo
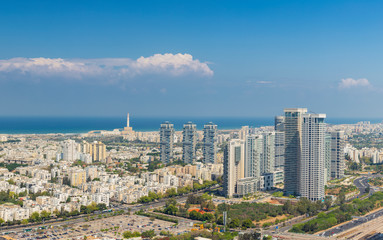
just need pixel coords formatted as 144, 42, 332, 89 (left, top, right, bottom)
0, 116, 381, 134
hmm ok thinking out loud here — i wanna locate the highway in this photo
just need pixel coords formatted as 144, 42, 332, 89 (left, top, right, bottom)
318, 174, 381, 237
319, 206, 383, 237
270, 174, 378, 236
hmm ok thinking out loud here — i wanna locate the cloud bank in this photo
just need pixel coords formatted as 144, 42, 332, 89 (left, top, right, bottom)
0, 53, 213, 82
339, 78, 371, 89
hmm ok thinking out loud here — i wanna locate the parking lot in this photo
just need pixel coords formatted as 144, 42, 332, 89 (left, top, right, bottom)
6, 214, 194, 240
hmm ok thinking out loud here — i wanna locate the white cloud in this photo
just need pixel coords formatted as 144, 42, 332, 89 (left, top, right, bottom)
339, 78, 371, 89
0, 53, 213, 82
256, 81, 272, 84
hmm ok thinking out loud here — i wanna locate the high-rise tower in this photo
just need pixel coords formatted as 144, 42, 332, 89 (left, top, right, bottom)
223, 139, 245, 198
244, 135, 263, 179
182, 122, 197, 164
203, 122, 218, 164
160, 122, 174, 164
283, 108, 307, 196
261, 132, 275, 174
330, 131, 345, 179
274, 116, 285, 170
300, 113, 326, 201
324, 133, 331, 183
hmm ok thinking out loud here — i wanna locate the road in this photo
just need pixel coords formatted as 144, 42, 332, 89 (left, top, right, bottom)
319, 206, 383, 237
267, 174, 378, 235
353, 175, 374, 199
318, 174, 381, 237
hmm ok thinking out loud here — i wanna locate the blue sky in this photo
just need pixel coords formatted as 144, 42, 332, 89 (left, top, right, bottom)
1, 0, 383, 118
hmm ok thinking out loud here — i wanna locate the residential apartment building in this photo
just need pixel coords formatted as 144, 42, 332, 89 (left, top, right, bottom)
160, 122, 174, 164
244, 135, 263, 179
284, 108, 307, 196
203, 122, 218, 164
330, 131, 345, 179
182, 122, 197, 164
223, 139, 245, 198
261, 132, 275, 174
274, 116, 285, 170
300, 113, 326, 201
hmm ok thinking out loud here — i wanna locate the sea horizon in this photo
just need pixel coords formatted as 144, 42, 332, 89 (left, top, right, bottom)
0, 116, 381, 135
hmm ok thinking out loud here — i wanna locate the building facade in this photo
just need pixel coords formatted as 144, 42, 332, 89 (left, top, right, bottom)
331, 131, 345, 179
324, 133, 331, 183
261, 132, 275, 175
203, 122, 218, 164
284, 108, 307, 196
274, 116, 285, 170
62, 140, 78, 162
89, 141, 106, 162
182, 122, 197, 164
223, 139, 245, 198
160, 122, 175, 164
244, 135, 263, 179
300, 113, 326, 201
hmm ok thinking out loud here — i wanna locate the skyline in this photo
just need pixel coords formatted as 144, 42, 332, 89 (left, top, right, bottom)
2, 0, 383, 117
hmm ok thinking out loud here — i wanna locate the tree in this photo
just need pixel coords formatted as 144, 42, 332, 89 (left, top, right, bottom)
29, 212, 41, 222
123, 230, 141, 239
53, 209, 61, 217
239, 231, 261, 240
338, 191, 346, 205
229, 218, 240, 228
141, 230, 155, 239
70, 210, 80, 216
160, 230, 172, 237
87, 202, 98, 213
138, 196, 152, 203
202, 200, 215, 211
97, 203, 107, 211
164, 204, 178, 215
7, 179, 16, 185
282, 201, 294, 215
8, 191, 16, 199
324, 197, 332, 210
148, 191, 159, 200
242, 219, 253, 229
165, 188, 177, 197
216, 216, 224, 225
21, 219, 28, 225
189, 210, 203, 220
165, 198, 177, 208
40, 210, 51, 220
203, 213, 214, 221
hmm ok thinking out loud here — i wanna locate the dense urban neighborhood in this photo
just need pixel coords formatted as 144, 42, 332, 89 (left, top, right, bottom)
0, 114, 383, 239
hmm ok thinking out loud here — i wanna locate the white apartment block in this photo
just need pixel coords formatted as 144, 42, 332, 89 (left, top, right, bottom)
300, 113, 326, 201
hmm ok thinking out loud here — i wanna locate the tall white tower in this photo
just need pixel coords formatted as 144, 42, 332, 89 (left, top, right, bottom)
300, 113, 326, 201
223, 139, 245, 198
